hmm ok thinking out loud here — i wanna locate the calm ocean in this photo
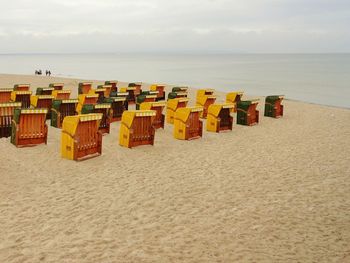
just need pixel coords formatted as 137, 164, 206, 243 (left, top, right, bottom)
0, 53, 349, 108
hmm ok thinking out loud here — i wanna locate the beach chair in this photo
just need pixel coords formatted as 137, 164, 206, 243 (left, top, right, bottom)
196, 89, 217, 118
78, 82, 93, 94
51, 99, 78, 128
110, 91, 129, 98
140, 101, 166, 129
169, 87, 188, 99
140, 90, 159, 96
119, 110, 156, 148
167, 91, 188, 99
119, 87, 136, 104
13, 84, 30, 91
174, 106, 203, 140
150, 84, 166, 101
97, 85, 112, 98
11, 108, 48, 147
0, 89, 13, 103
76, 94, 99, 114
52, 90, 71, 100
198, 89, 215, 96
172, 86, 188, 93
105, 81, 118, 93
30, 95, 54, 119
104, 97, 128, 122
81, 103, 112, 134
49, 83, 64, 90
264, 95, 284, 118
11, 91, 32, 108
237, 100, 260, 126
36, 87, 54, 95
128, 82, 142, 97
166, 98, 189, 124
0, 102, 21, 138
226, 91, 244, 112
206, 104, 234, 132
61, 114, 103, 161
136, 94, 157, 110
90, 88, 107, 103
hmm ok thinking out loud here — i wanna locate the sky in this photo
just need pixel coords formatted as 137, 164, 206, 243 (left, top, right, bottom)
0, 0, 349, 53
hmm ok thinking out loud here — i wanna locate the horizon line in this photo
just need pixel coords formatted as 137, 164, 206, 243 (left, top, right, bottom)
0, 51, 350, 56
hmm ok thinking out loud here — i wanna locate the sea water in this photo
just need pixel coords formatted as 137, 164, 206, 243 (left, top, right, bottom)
0, 53, 349, 108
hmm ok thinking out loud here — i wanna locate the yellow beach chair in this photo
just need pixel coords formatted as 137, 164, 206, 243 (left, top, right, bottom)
119, 110, 156, 148
206, 103, 234, 132
76, 94, 99, 114
61, 114, 103, 161
31, 95, 54, 119
140, 101, 166, 129
196, 89, 217, 118
166, 98, 189, 124
150, 84, 166, 101
174, 106, 203, 140
226, 91, 244, 112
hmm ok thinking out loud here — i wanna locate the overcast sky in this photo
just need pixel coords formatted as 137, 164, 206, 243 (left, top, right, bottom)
0, 0, 349, 53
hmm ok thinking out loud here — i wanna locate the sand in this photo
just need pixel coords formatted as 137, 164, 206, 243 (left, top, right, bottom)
0, 73, 349, 263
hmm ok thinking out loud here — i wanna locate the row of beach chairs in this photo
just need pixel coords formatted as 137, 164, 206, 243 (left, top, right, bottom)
0, 81, 284, 161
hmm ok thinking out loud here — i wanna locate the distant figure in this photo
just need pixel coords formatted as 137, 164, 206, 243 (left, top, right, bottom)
48, 70, 51, 76
35, 70, 42, 75
45, 70, 48, 76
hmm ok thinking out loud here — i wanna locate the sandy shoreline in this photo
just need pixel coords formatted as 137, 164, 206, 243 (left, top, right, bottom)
0, 74, 349, 262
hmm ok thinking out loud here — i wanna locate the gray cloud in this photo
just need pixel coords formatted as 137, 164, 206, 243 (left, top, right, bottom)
0, 0, 349, 53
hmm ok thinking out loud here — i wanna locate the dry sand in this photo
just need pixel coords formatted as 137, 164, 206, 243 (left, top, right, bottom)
0, 73, 349, 263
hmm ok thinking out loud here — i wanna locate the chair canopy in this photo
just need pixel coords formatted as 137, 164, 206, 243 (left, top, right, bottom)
0, 89, 13, 103
14, 84, 30, 91
36, 87, 54, 95
52, 90, 71, 100
49, 83, 64, 90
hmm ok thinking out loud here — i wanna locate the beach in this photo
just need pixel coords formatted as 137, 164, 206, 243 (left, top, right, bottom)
0, 73, 349, 262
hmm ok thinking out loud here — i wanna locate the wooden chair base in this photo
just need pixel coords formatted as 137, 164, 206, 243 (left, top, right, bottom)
76, 152, 101, 161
